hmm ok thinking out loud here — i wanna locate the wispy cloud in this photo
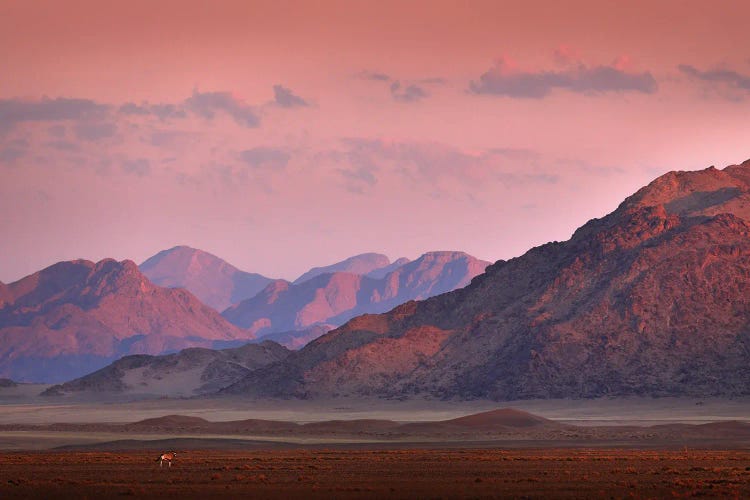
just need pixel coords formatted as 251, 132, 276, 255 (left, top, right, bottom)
119, 102, 187, 120
357, 70, 391, 81
323, 138, 557, 198
390, 81, 428, 103
47, 125, 67, 138
45, 140, 80, 152
0, 146, 25, 163
73, 121, 117, 142
679, 64, 750, 90
273, 85, 308, 108
185, 91, 260, 128
470, 54, 657, 98
239, 147, 291, 170
0, 97, 108, 135
121, 158, 151, 176
679, 64, 750, 99
358, 71, 436, 103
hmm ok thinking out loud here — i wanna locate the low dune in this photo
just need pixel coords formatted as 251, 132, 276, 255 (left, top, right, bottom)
2, 407, 750, 451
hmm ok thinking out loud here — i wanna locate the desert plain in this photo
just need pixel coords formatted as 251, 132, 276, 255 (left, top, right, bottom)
2, 385, 750, 498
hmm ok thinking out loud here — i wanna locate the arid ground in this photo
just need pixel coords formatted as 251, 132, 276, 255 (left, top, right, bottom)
2, 448, 750, 499
2, 389, 750, 498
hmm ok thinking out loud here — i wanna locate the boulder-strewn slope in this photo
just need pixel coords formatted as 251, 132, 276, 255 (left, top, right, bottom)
0, 259, 253, 382
43, 340, 289, 397
222, 251, 490, 336
223, 160, 750, 400
140, 246, 274, 311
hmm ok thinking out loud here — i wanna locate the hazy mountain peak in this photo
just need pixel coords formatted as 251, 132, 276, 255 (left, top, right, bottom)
223, 251, 490, 340
139, 246, 274, 311
293, 253, 391, 284
366, 257, 411, 279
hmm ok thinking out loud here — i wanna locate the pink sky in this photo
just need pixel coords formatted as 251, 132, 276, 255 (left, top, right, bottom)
1, 0, 749, 282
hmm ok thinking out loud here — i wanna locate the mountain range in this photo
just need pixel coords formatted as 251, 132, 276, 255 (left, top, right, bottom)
138, 249, 413, 311
217, 160, 750, 400
221, 251, 490, 337
0, 249, 489, 382
0, 259, 252, 382
292, 252, 410, 284
11, 159, 750, 398
139, 246, 275, 311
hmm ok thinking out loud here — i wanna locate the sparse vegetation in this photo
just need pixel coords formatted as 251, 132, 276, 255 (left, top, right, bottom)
1, 449, 749, 498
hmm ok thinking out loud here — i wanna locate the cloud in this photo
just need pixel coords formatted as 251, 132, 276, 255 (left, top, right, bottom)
273, 85, 308, 108
0, 146, 25, 163
148, 130, 197, 148
45, 140, 80, 152
121, 158, 151, 176
470, 56, 658, 98
119, 102, 150, 116
119, 102, 187, 120
390, 81, 429, 103
47, 125, 67, 138
678, 64, 750, 93
0, 97, 108, 124
357, 70, 391, 81
0, 97, 108, 135
185, 91, 260, 128
418, 77, 447, 85
329, 138, 556, 196
327, 145, 381, 194
74, 121, 117, 141
359, 71, 433, 103
239, 147, 290, 169
337, 164, 378, 194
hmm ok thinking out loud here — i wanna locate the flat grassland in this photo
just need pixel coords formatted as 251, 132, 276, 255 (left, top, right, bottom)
2, 448, 750, 499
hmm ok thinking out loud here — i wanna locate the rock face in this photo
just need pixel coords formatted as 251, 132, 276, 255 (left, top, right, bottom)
223, 160, 750, 400
43, 340, 289, 397
221, 252, 491, 337
140, 246, 275, 311
0, 259, 253, 382
292, 253, 397, 285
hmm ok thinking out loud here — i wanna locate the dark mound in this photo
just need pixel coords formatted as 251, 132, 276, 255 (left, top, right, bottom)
445, 408, 557, 429
126, 415, 212, 429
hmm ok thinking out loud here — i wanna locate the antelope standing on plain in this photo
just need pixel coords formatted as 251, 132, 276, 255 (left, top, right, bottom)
156, 451, 177, 467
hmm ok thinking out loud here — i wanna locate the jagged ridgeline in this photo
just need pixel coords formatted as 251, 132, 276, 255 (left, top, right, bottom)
221, 160, 750, 399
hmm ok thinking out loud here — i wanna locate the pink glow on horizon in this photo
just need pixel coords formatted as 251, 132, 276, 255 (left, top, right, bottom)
1, 1, 749, 282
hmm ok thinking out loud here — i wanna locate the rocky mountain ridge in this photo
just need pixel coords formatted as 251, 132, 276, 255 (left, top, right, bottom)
221, 251, 490, 337
220, 160, 750, 400
0, 259, 253, 382
292, 253, 402, 284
